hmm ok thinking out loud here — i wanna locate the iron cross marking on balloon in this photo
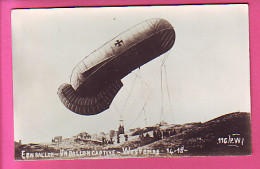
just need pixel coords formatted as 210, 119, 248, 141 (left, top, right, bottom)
115, 40, 124, 47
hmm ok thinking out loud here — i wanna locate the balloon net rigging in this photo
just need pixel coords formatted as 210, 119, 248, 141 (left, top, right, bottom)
112, 49, 174, 130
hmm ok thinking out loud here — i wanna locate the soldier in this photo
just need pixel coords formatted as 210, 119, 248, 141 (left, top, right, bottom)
102, 137, 105, 144
117, 135, 120, 143
124, 134, 128, 141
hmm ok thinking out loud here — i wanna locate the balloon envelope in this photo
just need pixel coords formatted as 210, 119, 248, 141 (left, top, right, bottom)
58, 18, 176, 115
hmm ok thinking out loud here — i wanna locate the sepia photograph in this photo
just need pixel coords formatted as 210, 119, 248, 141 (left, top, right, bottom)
12, 4, 251, 160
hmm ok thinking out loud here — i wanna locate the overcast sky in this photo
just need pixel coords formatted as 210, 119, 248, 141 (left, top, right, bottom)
12, 4, 250, 144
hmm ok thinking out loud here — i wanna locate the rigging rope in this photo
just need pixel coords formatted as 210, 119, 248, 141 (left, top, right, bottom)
113, 103, 121, 119
127, 103, 147, 129
143, 108, 148, 126
164, 64, 174, 122
121, 71, 139, 117
159, 50, 172, 123
160, 63, 165, 123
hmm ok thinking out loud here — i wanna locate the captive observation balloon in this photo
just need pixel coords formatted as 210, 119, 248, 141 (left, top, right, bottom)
57, 18, 176, 115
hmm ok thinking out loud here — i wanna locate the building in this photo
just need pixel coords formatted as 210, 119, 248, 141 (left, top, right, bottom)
52, 136, 62, 142
77, 132, 91, 140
